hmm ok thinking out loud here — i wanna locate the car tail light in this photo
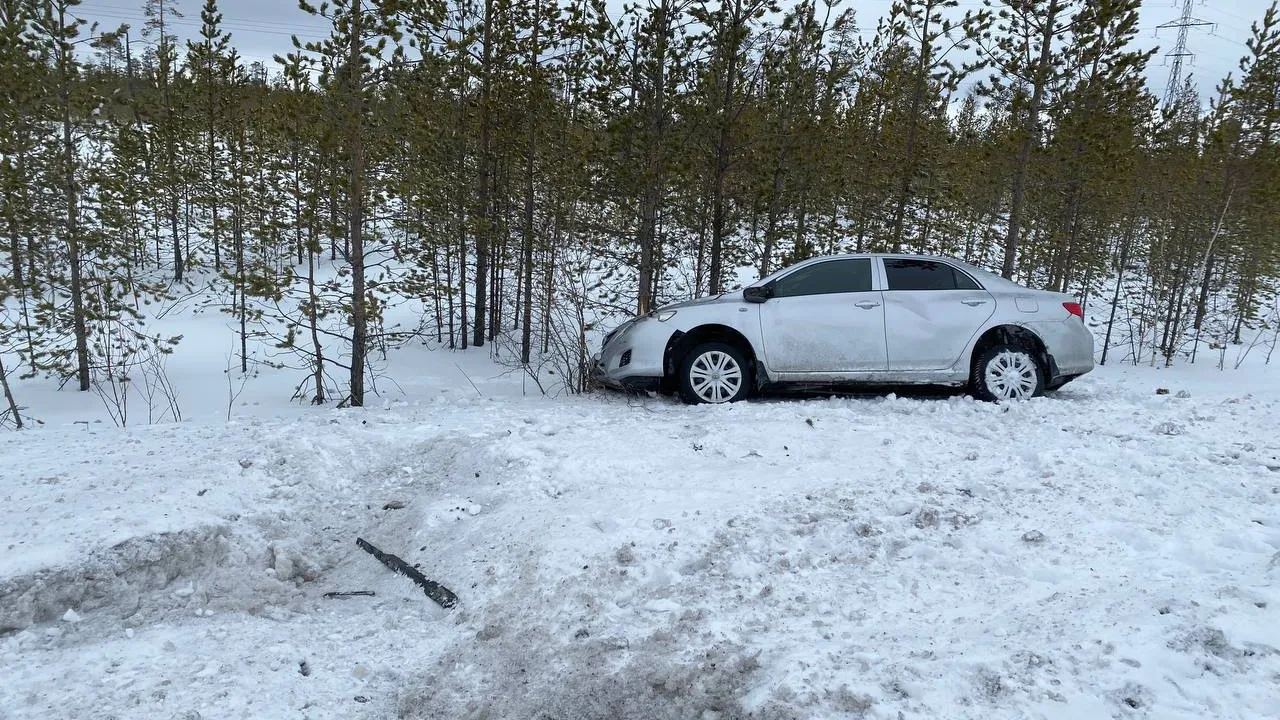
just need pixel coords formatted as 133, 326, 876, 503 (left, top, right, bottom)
1063, 302, 1084, 320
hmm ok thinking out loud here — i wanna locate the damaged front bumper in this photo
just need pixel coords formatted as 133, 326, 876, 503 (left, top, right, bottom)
590, 353, 663, 393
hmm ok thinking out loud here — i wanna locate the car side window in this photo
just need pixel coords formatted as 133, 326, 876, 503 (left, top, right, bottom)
771, 259, 873, 298
884, 259, 981, 291
954, 269, 982, 290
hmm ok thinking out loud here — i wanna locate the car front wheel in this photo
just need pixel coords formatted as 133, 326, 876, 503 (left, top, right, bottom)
678, 343, 751, 405
971, 344, 1044, 402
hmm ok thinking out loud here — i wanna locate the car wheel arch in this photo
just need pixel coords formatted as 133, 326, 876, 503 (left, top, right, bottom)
969, 324, 1054, 379
665, 324, 760, 387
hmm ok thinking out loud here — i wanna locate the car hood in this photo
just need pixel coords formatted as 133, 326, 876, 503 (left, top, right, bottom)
657, 291, 745, 311
603, 291, 746, 347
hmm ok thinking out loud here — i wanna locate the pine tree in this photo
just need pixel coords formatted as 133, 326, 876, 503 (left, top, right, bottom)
751, 0, 855, 274
187, 0, 233, 272
845, 38, 914, 253
688, 0, 776, 295
142, 0, 188, 281
0, 0, 43, 291
470, 0, 504, 348
614, 0, 696, 313
944, 91, 1009, 264
1223, 1, 1280, 344
975, 0, 1081, 279
882, 0, 979, 252
32, 0, 92, 390
296, 0, 408, 406
1039, 0, 1154, 293
275, 48, 334, 402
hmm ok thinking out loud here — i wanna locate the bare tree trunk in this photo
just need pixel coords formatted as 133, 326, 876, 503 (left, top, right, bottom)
542, 210, 558, 356
761, 163, 785, 277
307, 229, 325, 404
520, 14, 539, 365
708, 131, 732, 296
230, 120, 248, 373
235, 186, 247, 372
854, 196, 871, 253
445, 241, 456, 348
472, 0, 495, 348
17, 278, 37, 374
520, 214, 535, 363
328, 161, 339, 261
0, 355, 21, 429
1190, 189, 1232, 363
489, 189, 503, 342
346, 1, 367, 406
183, 185, 193, 265
171, 189, 183, 281
917, 193, 935, 254
1193, 217, 1228, 333
794, 196, 809, 261
1100, 219, 1133, 366
209, 61, 221, 270
431, 244, 444, 344
57, 13, 90, 392
1165, 283, 1185, 367
292, 147, 303, 270
694, 182, 711, 294
453, 96, 469, 350
1233, 281, 1253, 345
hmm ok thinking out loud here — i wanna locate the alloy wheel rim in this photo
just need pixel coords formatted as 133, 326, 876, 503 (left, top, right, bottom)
984, 350, 1038, 400
689, 351, 743, 403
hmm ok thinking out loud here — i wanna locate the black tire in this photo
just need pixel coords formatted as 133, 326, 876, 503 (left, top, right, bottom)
678, 342, 752, 405
970, 343, 1045, 402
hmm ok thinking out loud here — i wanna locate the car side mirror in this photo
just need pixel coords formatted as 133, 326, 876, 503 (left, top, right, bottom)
743, 285, 772, 304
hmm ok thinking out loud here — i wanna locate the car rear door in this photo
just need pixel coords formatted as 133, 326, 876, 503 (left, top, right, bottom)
758, 258, 888, 373
881, 258, 994, 371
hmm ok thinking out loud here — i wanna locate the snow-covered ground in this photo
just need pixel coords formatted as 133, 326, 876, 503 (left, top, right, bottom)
3, 341, 1279, 719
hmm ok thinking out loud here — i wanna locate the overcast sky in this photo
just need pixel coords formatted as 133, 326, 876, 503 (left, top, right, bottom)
77, 0, 1272, 101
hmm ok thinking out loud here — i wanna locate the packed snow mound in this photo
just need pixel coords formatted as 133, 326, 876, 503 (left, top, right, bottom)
0, 526, 233, 633
3, 364, 1280, 719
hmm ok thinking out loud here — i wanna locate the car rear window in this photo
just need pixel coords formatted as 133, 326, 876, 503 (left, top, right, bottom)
772, 259, 873, 298
884, 259, 982, 291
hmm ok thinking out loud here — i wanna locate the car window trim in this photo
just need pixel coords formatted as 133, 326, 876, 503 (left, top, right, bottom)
950, 263, 985, 291
770, 257, 877, 298
881, 258, 986, 292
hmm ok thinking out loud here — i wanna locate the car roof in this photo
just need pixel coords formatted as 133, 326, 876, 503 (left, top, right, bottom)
754, 253, 1031, 292
801, 252, 965, 261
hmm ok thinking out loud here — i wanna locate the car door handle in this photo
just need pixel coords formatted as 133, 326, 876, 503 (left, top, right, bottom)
961, 299, 988, 306
855, 301, 881, 310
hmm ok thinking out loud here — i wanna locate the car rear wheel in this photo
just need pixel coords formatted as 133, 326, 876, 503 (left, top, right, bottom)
678, 343, 750, 405
971, 344, 1044, 402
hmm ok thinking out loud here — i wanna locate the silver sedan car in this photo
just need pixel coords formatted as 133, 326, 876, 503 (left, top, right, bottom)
592, 254, 1094, 404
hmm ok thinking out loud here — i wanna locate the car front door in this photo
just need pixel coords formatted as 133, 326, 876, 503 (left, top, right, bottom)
757, 258, 888, 373
881, 258, 995, 371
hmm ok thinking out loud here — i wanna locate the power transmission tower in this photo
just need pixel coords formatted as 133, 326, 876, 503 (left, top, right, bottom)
1158, 0, 1214, 109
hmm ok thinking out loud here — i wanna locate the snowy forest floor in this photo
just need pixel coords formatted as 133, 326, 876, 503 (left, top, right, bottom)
3, 352, 1280, 719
